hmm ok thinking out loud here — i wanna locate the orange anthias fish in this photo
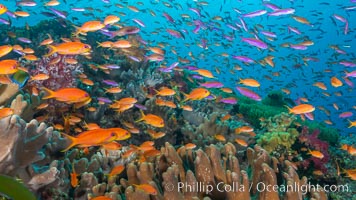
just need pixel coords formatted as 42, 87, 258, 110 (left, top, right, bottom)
136, 110, 165, 128
0, 4, 7, 15
330, 77, 343, 87
75, 21, 105, 35
61, 128, 131, 152
155, 87, 176, 96
107, 165, 125, 177
104, 15, 120, 25
239, 78, 260, 87
308, 149, 324, 159
46, 42, 91, 56
41, 87, 91, 105
0, 108, 14, 119
286, 104, 315, 114
194, 69, 215, 78
0, 45, 12, 58
182, 88, 210, 102
133, 184, 158, 195
70, 164, 79, 187
90, 196, 113, 200
0, 59, 18, 75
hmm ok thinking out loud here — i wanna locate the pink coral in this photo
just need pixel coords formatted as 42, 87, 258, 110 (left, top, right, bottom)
299, 126, 330, 173
29, 54, 83, 90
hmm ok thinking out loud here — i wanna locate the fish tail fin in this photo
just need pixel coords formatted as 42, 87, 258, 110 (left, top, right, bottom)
60, 132, 78, 152
135, 110, 145, 122
284, 105, 291, 113
41, 87, 56, 99
153, 89, 159, 96
96, 41, 104, 48
45, 45, 57, 57
181, 92, 189, 102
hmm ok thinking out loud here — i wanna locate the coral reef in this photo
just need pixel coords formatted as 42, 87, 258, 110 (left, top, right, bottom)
257, 112, 299, 153
235, 96, 287, 128
0, 114, 51, 176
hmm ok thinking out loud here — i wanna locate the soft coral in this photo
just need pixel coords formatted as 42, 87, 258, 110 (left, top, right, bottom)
299, 126, 329, 173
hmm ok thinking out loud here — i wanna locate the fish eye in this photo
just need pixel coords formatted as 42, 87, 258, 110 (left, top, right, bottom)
84, 93, 89, 97
0, 5, 3, 9
84, 45, 90, 49
111, 132, 116, 137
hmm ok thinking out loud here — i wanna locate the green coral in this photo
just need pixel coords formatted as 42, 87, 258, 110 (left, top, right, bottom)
262, 90, 288, 107
257, 112, 298, 153
236, 96, 287, 128
257, 128, 299, 153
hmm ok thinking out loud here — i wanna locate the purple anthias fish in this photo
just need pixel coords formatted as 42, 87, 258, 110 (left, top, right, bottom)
260, 31, 277, 38
163, 12, 175, 23
191, 75, 204, 80
304, 113, 314, 120
102, 80, 119, 86
241, 37, 268, 49
268, 8, 295, 16
97, 97, 112, 103
289, 44, 308, 50
159, 62, 179, 72
0, 18, 10, 25
232, 55, 255, 63
343, 78, 354, 87
134, 103, 147, 110
6, 11, 16, 18
189, 8, 201, 17
71, 8, 86, 12
238, 17, 248, 32
333, 14, 347, 23
242, 10, 267, 18
200, 81, 224, 88
183, 65, 199, 70
220, 98, 238, 105
17, 37, 32, 43
340, 61, 356, 67
127, 55, 141, 62
49, 8, 67, 19
115, 26, 140, 36
132, 18, 145, 27
263, 3, 280, 11
193, 25, 200, 34
339, 112, 353, 118
166, 29, 183, 38
345, 70, 356, 77
226, 24, 238, 31
103, 64, 120, 69
236, 86, 261, 101
17, 1, 37, 6
288, 26, 301, 34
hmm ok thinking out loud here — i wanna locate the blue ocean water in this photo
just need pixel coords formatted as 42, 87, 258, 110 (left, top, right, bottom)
1, 0, 356, 136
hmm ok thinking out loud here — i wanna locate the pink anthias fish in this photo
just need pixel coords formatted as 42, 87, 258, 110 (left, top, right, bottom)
219, 97, 238, 105
200, 81, 224, 88
241, 37, 268, 49
236, 86, 261, 101
339, 112, 353, 118
268, 8, 295, 16
242, 10, 267, 18
339, 61, 356, 67
345, 70, 356, 77
232, 55, 255, 63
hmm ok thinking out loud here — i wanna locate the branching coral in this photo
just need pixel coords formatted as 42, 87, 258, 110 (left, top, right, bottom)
0, 83, 19, 105
0, 115, 51, 176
